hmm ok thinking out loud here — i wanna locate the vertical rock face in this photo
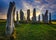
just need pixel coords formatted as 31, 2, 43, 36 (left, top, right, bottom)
42, 14, 44, 22
6, 1, 15, 36
20, 9, 24, 21
49, 13, 51, 23
38, 15, 40, 22
44, 10, 48, 23
42, 10, 48, 23
13, 7, 16, 22
32, 8, 36, 22
16, 11, 19, 24
27, 9, 30, 21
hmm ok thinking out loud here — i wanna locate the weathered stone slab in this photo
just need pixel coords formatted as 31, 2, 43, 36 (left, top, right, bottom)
20, 9, 24, 21
16, 11, 19, 24
32, 8, 36, 22
27, 9, 30, 21
38, 15, 40, 22
49, 13, 51, 23
42, 10, 48, 23
6, 1, 15, 36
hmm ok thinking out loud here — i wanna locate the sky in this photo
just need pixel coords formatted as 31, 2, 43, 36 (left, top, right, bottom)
0, 0, 56, 20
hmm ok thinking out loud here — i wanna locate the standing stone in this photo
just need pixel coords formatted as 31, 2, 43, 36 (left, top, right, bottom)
42, 14, 44, 23
16, 11, 19, 24
49, 13, 51, 23
32, 8, 36, 22
38, 15, 40, 22
6, 1, 15, 37
42, 10, 48, 23
13, 7, 16, 22
27, 9, 30, 21
20, 9, 24, 21
44, 10, 48, 23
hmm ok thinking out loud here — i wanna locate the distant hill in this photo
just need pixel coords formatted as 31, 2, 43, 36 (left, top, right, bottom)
0, 19, 6, 22
0, 19, 6, 20
51, 20, 56, 22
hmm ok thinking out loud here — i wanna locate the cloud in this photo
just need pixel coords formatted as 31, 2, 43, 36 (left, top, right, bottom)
22, 1, 44, 20
35, 0, 41, 2
0, 0, 11, 14
0, 0, 56, 20
22, 1, 33, 10
0, 13, 7, 19
21, 1, 33, 19
45, 0, 56, 4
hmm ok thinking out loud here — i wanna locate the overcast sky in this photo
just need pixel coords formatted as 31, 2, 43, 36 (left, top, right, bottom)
0, 0, 56, 20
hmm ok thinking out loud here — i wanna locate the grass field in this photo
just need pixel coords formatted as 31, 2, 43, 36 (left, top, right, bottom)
0, 21, 56, 40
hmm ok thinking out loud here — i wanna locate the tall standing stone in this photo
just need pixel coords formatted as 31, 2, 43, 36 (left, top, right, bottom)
20, 9, 24, 21
13, 7, 16, 22
32, 8, 36, 22
16, 11, 19, 24
27, 9, 30, 21
42, 10, 48, 23
44, 10, 48, 23
42, 14, 44, 22
38, 15, 40, 22
6, 1, 15, 37
49, 13, 51, 23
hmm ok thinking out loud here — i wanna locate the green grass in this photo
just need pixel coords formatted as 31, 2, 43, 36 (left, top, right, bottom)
0, 22, 56, 40
15, 24, 56, 40
0, 22, 6, 36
